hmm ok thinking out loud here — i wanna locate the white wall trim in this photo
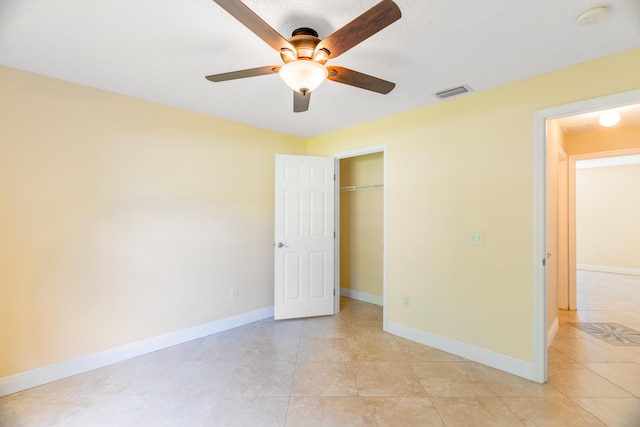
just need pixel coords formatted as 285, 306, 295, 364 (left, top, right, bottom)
340, 287, 383, 306
547, 317, 559, 347
533, 102, 548, 383
578, 264, 640, 277
571, 148, 640, 163
576, 154, 640, 169
387, 321, 538, 382
0, 306, 274, 397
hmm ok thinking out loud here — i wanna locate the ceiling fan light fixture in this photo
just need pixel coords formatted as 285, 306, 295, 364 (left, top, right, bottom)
598, 110, 620, 127
279, 60, 328, 94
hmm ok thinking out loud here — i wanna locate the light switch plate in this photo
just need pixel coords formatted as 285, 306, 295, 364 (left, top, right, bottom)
470, 231, 484, 245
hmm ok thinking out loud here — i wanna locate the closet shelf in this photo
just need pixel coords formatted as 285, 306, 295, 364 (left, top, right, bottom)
340, 184, 384, 192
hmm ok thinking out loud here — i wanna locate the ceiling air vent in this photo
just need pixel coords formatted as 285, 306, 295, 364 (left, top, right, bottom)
434, 85, 473, 100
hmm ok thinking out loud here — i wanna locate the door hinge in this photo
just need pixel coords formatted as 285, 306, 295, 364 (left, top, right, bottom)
542, 258, 546, 266
333, 231, 335, 238
333, 289, 336, 296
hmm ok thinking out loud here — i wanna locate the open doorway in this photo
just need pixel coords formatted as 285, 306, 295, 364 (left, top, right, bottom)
332, 144, 388, 329
533, 90, 640, 382
573, 154, 640, 310
549, 122, 640, 317
339, 152, 384, 305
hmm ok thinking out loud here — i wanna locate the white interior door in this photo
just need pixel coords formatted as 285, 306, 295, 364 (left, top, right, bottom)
274, 154, 336, 320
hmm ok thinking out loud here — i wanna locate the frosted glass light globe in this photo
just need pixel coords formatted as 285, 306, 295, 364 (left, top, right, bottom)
279, 60, 328, 94
598, 111, 620, 127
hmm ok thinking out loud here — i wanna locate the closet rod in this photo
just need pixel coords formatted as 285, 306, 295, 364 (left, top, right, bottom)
340, 184, 384, 192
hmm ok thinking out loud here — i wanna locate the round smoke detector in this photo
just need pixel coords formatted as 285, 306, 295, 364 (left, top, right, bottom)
576, 5, 609, 26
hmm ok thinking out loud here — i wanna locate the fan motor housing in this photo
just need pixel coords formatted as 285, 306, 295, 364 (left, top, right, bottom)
280, 27, 325, 63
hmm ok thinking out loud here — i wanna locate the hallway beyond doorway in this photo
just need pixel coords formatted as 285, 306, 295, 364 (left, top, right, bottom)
549, 270, 640, 424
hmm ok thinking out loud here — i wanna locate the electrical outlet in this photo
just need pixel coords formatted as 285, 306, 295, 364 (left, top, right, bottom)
231, 288, 239, 299
402, 296, 411, 308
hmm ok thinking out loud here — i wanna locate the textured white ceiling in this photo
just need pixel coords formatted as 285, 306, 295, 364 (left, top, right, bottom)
1, 0, 639, 137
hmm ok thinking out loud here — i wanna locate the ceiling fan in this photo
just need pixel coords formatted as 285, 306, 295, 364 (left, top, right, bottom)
205, 0, 401, 112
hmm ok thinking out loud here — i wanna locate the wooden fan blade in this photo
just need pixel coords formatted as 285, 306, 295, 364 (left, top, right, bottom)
327, 66, 395, 94
205, 66, 280, 82
213, 0, 295, 52
316, 0, 401, 59
293, 90, 311, 113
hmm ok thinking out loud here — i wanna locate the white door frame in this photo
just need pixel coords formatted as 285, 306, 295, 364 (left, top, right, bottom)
533, 88, 640, 383
331, 144, 389, 330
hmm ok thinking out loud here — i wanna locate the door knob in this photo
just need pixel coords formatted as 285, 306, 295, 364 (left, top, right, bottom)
276, 242, 287, 248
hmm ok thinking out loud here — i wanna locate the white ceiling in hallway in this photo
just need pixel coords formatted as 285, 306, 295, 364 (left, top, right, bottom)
556, 103, 640, 135
1, 0, 639, 137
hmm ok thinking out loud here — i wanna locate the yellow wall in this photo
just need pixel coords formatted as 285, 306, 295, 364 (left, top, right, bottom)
576, 164, 640, 270
0, 66, 305, 377
339, 153, 384, 297
308, 47, 640, 361
2, 47, 640, 379
566, 124, 640, 156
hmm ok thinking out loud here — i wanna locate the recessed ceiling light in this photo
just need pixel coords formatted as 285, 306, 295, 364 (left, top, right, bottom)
599, 111, 620, 127
576, 5, 609, 27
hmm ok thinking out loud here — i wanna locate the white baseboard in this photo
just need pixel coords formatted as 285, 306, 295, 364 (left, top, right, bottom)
0, 306, 274, 397
547, 317, 559, 347
578, 264, 640, 277
386, 321, 539, 383
340, 287, 383, 306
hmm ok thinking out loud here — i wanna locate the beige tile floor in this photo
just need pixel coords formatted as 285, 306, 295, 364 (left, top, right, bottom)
1, 271, 639, 426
